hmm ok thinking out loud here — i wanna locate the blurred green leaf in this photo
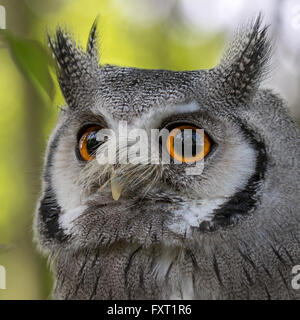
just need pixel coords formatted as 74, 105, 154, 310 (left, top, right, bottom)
0, 30, 55, 102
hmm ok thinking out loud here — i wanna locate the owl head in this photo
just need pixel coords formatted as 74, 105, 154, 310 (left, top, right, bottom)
35, 16, 300, 299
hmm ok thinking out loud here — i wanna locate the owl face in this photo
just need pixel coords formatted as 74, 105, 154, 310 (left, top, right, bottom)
36, 17, 300, 257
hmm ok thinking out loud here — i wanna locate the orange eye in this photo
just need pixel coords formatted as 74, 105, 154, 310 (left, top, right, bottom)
78, 126, 102, 161
166, 125, 211, 163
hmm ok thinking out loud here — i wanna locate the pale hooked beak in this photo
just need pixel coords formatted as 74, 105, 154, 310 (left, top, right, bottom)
111, 175, 123, 201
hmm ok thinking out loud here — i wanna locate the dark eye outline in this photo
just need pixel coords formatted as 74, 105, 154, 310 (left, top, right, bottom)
76, 124, 103, 162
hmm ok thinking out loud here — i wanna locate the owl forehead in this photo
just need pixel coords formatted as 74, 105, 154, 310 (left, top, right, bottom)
90, 66, 208, 121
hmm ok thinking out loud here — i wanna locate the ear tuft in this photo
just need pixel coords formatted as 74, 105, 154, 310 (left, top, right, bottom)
48, 29, 86, 80
216, 14, 272, 101
86, 18, 99, 61
48, 22, 100, 108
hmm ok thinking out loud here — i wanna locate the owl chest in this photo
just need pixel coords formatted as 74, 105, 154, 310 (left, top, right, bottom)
54, 240, 204, 300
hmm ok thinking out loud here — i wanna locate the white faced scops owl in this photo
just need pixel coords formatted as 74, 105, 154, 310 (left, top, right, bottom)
35, 16, 300, 300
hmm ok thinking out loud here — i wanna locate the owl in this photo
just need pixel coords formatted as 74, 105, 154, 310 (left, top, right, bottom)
35, 16, 300, 300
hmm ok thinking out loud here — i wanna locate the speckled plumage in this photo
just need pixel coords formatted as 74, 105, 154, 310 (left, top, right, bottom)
35, 16, 300, 300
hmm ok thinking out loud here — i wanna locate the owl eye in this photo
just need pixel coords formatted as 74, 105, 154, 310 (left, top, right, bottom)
78, 126, 103, 161
166, 125, 211, 163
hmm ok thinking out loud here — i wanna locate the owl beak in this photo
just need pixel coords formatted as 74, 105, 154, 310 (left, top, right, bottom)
111, 177, 123, 201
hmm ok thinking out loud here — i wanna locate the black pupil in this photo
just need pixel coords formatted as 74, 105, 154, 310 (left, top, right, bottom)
175, 129, 198, 157
86, 131, 101, 156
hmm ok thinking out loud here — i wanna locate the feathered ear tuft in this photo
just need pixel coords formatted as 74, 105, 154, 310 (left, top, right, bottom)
86, 18, 99, 61
48, 29, 86, 79
48, 21, 100, 108
215, 14, 272, 102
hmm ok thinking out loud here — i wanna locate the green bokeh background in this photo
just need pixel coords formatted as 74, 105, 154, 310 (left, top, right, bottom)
0, 0, 224, 299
